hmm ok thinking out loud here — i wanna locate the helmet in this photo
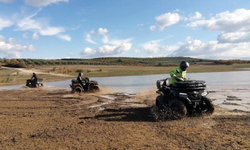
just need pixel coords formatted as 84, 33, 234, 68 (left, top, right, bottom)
78, 72, 83, 76
180, 61, 189, 71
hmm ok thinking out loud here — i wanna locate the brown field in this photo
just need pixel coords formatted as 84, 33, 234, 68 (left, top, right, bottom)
0, 88, 250, 150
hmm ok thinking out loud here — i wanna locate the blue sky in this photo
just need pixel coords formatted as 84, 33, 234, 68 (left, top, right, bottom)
0, 0, 250, 59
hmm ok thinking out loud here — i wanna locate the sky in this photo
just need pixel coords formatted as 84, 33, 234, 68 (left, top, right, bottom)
0, 0, 250, 60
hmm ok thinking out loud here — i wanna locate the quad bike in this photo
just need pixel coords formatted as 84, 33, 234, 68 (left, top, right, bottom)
155, 78, 214, 120
70, 77, 99, 93
26, 78, 43, 88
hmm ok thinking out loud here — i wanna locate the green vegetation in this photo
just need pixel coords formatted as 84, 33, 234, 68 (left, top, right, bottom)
1, 57, 250, 68
0, 69, 16, 84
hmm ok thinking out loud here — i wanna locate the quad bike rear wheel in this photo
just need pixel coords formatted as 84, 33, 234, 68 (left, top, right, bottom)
74, 86, 82, 93
93, 86, 99, 92
169, 99, 187, 120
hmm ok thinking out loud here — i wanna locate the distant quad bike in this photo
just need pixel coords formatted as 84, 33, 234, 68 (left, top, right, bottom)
155, 78, 214, 120
26, 78, 43, 88
70, 77, 99, 93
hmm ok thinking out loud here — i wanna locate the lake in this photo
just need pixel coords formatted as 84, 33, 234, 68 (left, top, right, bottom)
1, 71, 250, 93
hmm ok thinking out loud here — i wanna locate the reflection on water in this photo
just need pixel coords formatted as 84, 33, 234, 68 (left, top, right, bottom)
1, 71, 250, 93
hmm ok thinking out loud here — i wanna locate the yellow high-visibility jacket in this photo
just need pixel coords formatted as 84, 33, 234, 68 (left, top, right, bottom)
170, 67, 187, 85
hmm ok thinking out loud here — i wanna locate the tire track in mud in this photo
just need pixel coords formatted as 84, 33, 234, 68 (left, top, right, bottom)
79, 90, 158, 122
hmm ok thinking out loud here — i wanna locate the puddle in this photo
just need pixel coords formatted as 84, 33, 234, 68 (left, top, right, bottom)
209, 86, 250, 112
88, 94, 115, 108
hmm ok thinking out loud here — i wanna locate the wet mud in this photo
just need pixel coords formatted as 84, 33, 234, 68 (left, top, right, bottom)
0, 87, 250, 149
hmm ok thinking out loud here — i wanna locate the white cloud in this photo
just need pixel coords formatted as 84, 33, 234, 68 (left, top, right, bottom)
0, 18, 13, 30
134, 50, 140, 54
32, 32, 39, 40
97, 28, 108, 35
102, 35, 109, 44
161, 45, 179, 52
174, 9, 181, 12
89, 30, 95, 34
82, 47, 96, 56
137, 24, 144, 27
108, 38, 132, 46
186, 9, 250, 45
185, 12, 203, 21
170, 37, 250, 59
0, 35, 5, 41
114, 43, 132, 53
0, 38, 36, 58
141, 40, 161, 53
85, 28, 131, 46
186, 20, 207, 28
155, 12, 180, 30
57, 34, 71, 41
17, 12, 65, 36
86, 30, 98, 44
25, 0, 68, 7
83, 28, 133, 57
81, 43, 132, 57
217, 32, 250, 43
22, 33, 28, 39
39, 27, 65, 36
8, 38, 16, 44
86, 37, 98, 44
187, 9, 250, 33
150, 25, 156, 31
139, 40, 179, 56
0, 0, 13, 3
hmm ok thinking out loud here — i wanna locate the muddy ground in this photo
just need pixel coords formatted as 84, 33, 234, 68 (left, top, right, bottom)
0, 87, 250, 150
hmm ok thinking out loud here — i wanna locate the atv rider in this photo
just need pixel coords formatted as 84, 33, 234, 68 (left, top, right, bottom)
170, 61, 189, 85
31, 72, 38, 83
77, 72, 89, 91
159, 61, 189, 105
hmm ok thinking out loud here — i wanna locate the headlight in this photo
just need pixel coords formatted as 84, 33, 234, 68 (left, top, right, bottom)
201, 91, 208, 96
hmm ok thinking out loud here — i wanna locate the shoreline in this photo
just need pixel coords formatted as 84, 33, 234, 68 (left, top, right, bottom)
1, 65, 250, 87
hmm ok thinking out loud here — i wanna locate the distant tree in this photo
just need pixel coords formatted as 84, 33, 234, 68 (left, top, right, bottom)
117, 59, 123, 63
158, 63, 162, 66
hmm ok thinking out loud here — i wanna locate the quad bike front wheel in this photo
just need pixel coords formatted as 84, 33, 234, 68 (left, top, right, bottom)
169, 99, 187, 120
155, 95, 164, 110
200, 97, 214, 115
74, 86, 83, 93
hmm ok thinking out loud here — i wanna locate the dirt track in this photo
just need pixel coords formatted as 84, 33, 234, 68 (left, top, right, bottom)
0, 88, 250, 150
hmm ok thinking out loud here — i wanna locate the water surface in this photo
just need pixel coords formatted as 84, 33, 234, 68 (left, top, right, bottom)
1, 71, 250, 93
